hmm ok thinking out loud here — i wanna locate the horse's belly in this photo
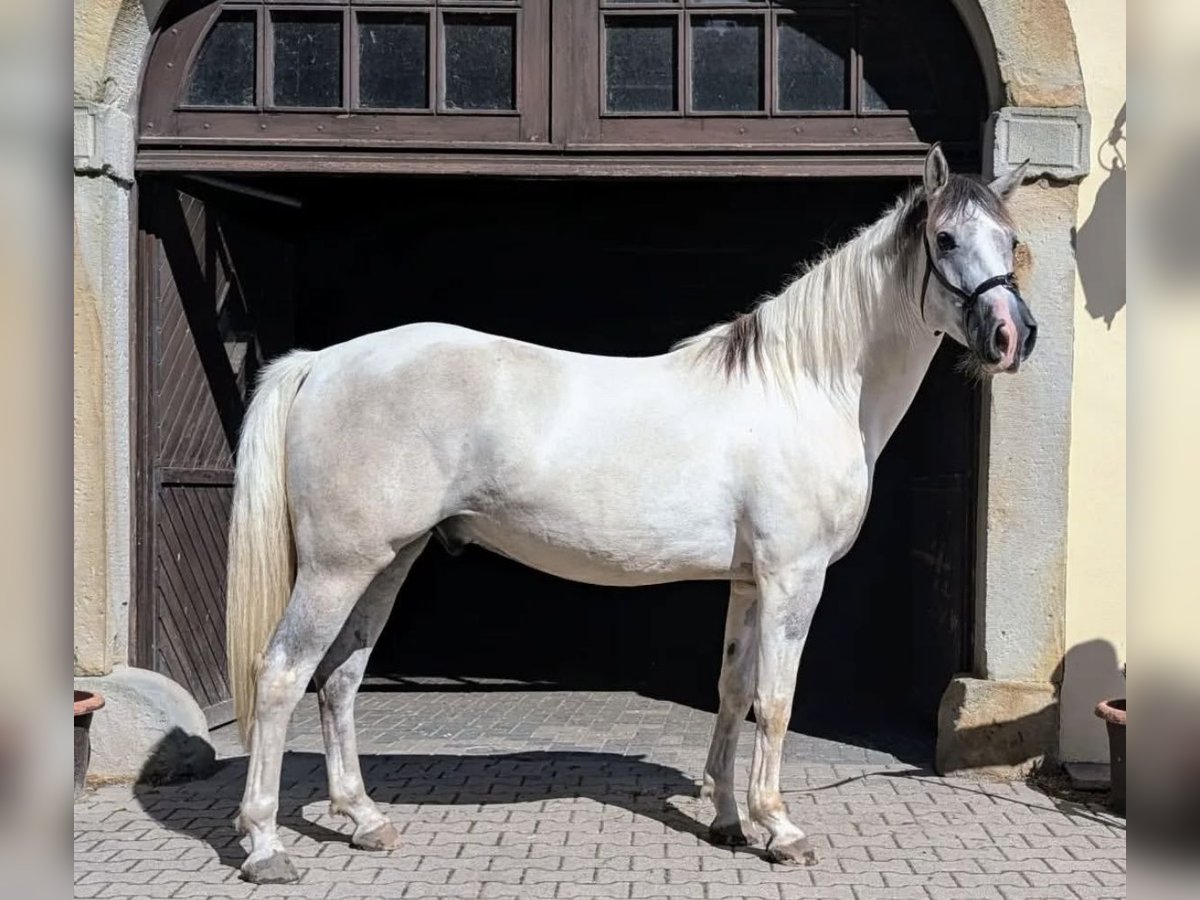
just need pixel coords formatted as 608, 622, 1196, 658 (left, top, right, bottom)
446, 514, 742, 587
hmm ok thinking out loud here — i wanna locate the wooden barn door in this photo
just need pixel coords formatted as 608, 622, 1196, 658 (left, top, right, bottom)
135, 177, 298, 727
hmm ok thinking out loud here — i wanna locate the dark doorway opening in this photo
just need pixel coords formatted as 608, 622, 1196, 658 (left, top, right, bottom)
293, 176, 977, 743
138, 173, 979, 748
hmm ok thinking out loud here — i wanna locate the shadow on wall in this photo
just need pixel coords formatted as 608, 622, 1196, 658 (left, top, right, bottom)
1060, 637, 1126, 764
1073, 102, 1126, 328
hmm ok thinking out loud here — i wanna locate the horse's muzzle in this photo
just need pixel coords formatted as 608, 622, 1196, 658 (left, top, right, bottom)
971, 294, 1037, 373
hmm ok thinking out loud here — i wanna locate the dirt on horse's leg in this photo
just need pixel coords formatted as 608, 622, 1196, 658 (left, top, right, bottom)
316, 537, 428, 851
702, 580, 758, 845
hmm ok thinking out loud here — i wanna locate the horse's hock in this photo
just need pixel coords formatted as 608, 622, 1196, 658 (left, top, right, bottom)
73, 0, 1090, 782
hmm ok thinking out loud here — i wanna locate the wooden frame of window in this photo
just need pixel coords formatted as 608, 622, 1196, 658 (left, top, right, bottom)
142, 0, 550, 149
138, 0, 985, 176
555, 0, 924, 151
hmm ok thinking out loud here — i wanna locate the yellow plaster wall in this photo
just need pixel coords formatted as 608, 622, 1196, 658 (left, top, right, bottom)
1060, 0, 1126, 762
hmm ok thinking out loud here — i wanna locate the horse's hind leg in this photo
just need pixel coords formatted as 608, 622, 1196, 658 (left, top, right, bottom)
702, 580, 758, 845
316, 536, 429, 851
236, 560, 390, 884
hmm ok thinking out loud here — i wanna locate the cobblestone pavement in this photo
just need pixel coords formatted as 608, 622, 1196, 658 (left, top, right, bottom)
74, 685, 1126, 899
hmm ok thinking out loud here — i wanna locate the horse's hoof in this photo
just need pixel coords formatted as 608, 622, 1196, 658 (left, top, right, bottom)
766, 836, 819, 867
351, 821, 402, 851
709, 820, 756, 847
240, 851, 300, 884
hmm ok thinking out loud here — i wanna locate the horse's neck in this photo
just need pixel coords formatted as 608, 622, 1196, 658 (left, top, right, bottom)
852, 252, 942, 463
856, 314, 942, 463
770, 232, 941, 463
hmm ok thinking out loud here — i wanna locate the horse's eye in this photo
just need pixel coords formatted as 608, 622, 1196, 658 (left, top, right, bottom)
1011, 236, 1020, 251
936, 231, 956, 252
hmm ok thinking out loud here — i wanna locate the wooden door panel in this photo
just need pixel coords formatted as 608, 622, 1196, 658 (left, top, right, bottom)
137, 177, 297, 727
154, 484, 234, 718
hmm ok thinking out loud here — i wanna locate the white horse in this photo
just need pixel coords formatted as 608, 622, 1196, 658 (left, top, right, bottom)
226, 145, 1035, 883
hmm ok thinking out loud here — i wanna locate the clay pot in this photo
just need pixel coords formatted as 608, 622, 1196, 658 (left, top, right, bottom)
74, 689, 105, 800
1095, 697, 1126, 815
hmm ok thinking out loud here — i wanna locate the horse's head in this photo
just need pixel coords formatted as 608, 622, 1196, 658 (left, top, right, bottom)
917, 144, 1036, 374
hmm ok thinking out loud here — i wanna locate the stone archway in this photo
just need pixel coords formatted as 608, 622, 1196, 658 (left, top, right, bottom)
936, 1, 1091, 776
72, 0, 1090, 779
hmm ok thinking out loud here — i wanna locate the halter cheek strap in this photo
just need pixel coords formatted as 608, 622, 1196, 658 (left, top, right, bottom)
920, 234, 1022, 336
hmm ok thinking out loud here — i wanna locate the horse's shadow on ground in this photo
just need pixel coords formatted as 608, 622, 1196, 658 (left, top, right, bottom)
134, 750, 739, 871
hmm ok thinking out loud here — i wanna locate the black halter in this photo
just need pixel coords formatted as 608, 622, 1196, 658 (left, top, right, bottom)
920, 234, 1022, 336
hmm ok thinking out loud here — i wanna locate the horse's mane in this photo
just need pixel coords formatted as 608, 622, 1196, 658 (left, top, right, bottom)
676, 175, 1009, 386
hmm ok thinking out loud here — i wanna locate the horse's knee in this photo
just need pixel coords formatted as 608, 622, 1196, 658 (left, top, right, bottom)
754, 694, 792, 725
719, 681, 753, 710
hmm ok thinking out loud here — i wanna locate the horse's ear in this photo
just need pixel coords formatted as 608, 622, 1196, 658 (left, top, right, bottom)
923, 143, 949, 197
989, 159, 1029, 202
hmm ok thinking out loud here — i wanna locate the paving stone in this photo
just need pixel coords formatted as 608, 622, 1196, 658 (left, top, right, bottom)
707, 883, 780, 898
777, 885, 855, 900
99, 883, 188, 898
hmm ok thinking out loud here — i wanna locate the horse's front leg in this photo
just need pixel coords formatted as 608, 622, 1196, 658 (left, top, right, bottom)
702, 580, 758, 845
748, 560, 824, 866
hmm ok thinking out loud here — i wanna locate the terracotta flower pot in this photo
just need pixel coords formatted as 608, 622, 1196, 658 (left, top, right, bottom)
1095, 697, 1125, 815
74, 689, 105, 800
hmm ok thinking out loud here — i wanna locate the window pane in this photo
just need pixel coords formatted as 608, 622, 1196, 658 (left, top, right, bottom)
443, 14, 515, 111
186, 11, 255, 107
359, 14, 428, 109
605, 17, 677, 113
272, 14, 342, 108
691, 16, 762, 112
777, 17, 848, 111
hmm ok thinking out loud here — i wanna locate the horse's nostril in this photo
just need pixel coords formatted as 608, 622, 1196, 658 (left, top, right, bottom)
993, 322, 1010, 354
1023, 322, 1038, 356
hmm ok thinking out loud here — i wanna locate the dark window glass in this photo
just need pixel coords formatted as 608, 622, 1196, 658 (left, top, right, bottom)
605, 17, 677, 113
691, 16, 762, 112
358, 14, 428, 109
272, 13, 342, 108
776, 16, 849, 111
860, 16, 933, 112
185, 11, 255, 107
442, 14, 515, 111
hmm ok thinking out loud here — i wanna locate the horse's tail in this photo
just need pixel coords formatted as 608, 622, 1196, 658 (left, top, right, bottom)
226, 349, 317, 746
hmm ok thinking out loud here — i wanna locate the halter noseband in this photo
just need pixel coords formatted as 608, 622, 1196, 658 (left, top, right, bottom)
920, 234, 1022, 336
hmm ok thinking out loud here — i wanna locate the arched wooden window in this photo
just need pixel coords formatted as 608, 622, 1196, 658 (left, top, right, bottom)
139, 0, 988, 174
